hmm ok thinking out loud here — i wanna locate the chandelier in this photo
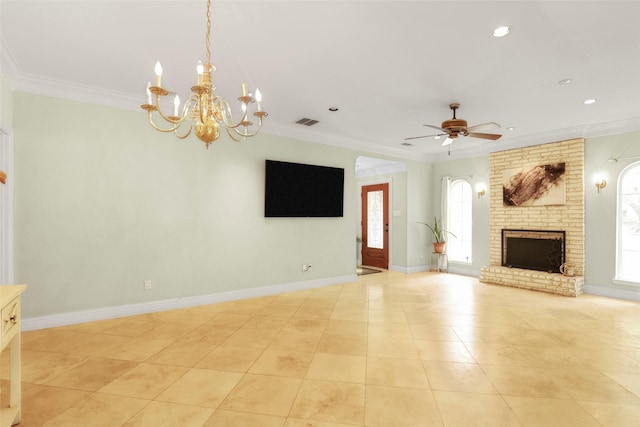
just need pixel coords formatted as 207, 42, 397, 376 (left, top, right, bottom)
141, 0, 267, 148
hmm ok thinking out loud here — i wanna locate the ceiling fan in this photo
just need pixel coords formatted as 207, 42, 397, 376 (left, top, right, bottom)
405, 103, 502, 146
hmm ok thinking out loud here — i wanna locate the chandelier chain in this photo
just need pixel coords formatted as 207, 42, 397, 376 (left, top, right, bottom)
205, 0, 211, 65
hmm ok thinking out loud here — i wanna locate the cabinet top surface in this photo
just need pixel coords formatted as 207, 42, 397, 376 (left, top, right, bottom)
0, 284, 27, 305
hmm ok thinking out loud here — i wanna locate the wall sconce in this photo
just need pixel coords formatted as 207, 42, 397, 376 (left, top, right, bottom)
0, 170, 6, 185
595, 179, 607, 193
476, 183, 486, 199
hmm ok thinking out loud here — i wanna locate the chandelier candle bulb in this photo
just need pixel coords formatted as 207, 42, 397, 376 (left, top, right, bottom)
255, 88, 262, 111
242, 82, 248, 97
146, 82, 152, 104
174, 95, 180, 116
241, 102, 248, 120
154, 61, 163, 87
197, 61, 204, 85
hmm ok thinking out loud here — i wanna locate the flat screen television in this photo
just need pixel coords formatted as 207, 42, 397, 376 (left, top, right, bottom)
265, 160, 344, 217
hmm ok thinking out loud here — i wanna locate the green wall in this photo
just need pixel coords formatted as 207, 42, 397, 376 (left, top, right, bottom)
12, 92, 433, 318
585, 131, 640, 297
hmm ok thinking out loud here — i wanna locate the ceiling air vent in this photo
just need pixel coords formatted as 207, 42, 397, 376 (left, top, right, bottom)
295, 118, 319, 126
401, 142, 414, 146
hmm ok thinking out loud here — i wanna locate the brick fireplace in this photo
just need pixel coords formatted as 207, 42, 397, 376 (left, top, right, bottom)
479, 138, 585, 297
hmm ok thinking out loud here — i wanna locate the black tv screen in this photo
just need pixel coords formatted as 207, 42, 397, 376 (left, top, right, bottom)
265, 160, 344, 217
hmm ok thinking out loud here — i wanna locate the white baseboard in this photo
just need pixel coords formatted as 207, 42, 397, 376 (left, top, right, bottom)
448, 266, 480, 277
22, 274, 357, 332
394, 264, 480, 276
583, 285, 640, 302
403, 265, 429, 274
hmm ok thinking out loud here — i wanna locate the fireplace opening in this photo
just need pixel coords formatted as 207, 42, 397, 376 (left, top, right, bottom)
502, 229, 565, 273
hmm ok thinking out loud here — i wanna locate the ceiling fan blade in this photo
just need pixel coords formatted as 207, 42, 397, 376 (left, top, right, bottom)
404, 133, 447, 141
442, 137, 454, 146
404, 134, 437, 141
467, 122, 500, 132
467, 132, 502, 140
423, 124, 446, 132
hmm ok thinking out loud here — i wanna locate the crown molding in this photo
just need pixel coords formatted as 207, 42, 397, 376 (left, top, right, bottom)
0, 41, 20, 90
4, 41, 639, 164
1, 40, 141, 111
262, 121, 433, 163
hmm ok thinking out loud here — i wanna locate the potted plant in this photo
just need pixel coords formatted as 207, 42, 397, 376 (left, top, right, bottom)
418, 217, 456, 253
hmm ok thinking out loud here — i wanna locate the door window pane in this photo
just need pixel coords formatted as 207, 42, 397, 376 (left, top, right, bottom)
367, 190, 384, 249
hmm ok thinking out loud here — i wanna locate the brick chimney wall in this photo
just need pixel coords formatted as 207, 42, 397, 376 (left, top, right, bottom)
480, 138, 585, 296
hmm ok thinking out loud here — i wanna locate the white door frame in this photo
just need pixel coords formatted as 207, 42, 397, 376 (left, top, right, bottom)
358, 178, 393, 268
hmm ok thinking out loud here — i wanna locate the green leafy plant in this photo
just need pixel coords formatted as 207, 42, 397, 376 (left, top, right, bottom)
418, 216, 456, 243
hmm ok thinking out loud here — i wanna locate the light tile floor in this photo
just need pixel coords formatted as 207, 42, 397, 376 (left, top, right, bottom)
3, 271, 640, 426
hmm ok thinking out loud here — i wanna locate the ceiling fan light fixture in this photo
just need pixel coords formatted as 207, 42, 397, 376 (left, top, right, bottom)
442, 137, 454, 146
492, 26, 511, 37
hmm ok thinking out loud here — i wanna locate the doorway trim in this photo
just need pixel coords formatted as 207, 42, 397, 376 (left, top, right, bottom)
0, 125, 14, 284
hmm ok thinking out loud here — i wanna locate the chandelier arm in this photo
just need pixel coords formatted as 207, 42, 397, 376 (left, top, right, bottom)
213, 96, 258, 130
212, 97, 237, 128
148, 111, 182, 133
230, 118, 263, 138
225, 127, 245, 142
153, 95, 190, 126
174, 118, 196, 139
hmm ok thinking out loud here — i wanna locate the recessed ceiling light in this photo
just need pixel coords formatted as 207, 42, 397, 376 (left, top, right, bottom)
492, 26, 511, 37
328, 107, 339, 112
507, 127, 515, 131
558, 78, 573, 85
583, 98, 597, 105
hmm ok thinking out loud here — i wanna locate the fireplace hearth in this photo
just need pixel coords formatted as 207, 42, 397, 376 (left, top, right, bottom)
502, 229, 565, 273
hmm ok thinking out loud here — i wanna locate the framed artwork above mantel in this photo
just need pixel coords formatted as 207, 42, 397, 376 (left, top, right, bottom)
502, 162, 566, 207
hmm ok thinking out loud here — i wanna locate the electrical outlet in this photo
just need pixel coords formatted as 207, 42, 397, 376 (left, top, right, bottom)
302, 264, 312, 272
144, 280, 152, 290
307, 264, 312, 271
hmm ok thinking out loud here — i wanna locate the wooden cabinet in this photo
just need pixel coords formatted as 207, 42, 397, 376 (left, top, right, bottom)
1, 285, 26, 427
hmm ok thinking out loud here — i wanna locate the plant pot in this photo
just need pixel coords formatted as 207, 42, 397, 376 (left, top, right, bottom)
433, 242, 446, 254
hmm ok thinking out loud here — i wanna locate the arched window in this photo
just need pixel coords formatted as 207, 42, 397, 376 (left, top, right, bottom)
617, 162, 640, 283
447, 179, 472, 263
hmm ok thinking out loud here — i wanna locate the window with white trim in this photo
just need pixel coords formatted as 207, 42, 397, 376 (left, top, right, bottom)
447, 179, 472, 263
617, 162, 640, 283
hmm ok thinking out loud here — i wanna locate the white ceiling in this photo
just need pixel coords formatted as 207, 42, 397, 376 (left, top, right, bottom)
2, 0, 640, 162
